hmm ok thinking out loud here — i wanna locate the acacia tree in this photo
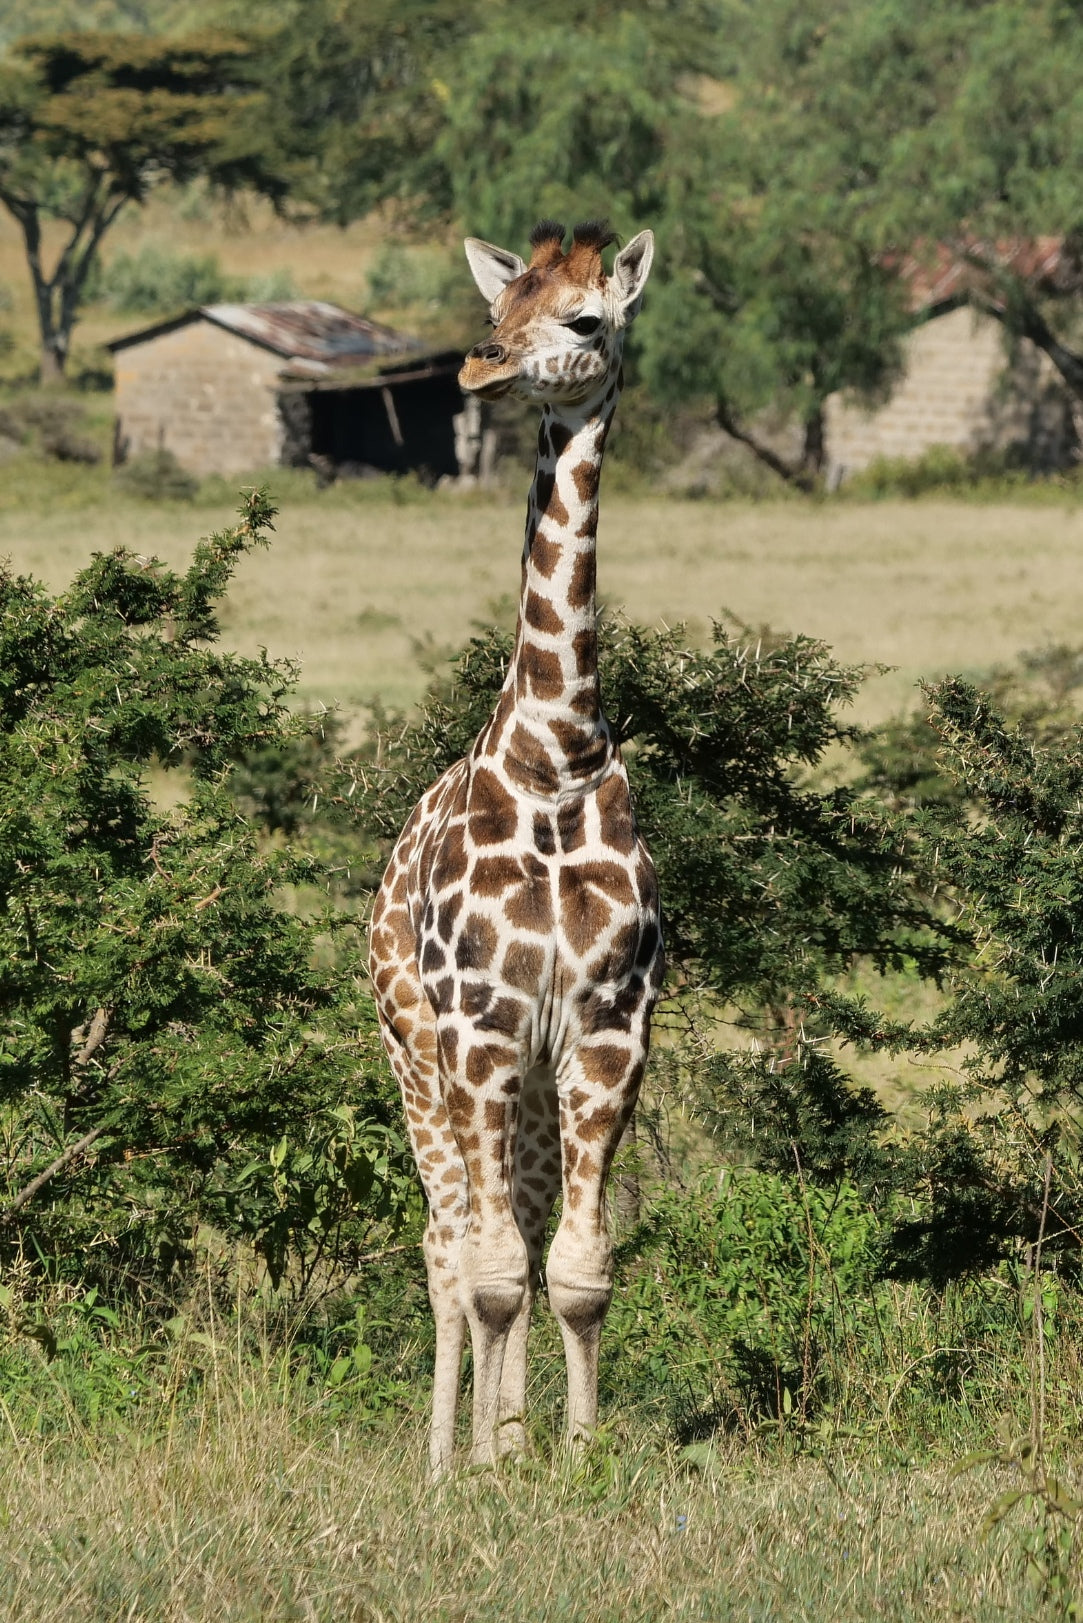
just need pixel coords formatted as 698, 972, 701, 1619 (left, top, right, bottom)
637, 116, 910, 487
266, 0, 714, 231
0, 30, 288, 380
708, 0, 1083, 442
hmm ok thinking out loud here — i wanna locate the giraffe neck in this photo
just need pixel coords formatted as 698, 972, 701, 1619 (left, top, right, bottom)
482, 382, 619, 799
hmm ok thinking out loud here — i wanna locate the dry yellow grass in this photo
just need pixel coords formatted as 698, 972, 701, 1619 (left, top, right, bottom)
0, 1360, 1050, 1622
2, 486, 1081, 724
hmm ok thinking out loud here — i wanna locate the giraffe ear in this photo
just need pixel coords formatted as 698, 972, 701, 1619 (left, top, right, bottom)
464, 238, 527, 305
610, 230, 655, 326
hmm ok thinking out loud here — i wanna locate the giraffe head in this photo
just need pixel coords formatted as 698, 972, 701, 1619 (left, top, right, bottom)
458, 219, 654, 405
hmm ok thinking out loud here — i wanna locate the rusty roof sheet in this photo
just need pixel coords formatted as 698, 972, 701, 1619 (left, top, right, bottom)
895, 237, 1083, 312
108, 301, 423, 369
203, 301, 421, 364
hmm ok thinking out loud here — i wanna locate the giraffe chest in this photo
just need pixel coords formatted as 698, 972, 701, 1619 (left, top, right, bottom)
408, 760, 663, 1066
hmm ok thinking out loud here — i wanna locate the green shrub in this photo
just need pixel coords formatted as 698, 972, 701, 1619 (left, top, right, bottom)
99, 246, 297, 316
0, 492, 412, 1304
842, 442, 1078, 500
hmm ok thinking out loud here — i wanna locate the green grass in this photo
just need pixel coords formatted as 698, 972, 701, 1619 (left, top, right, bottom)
0, 1328, 1069, 1623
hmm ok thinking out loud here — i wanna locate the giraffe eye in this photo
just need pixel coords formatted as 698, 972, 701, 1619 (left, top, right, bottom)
566, 314, 602, 337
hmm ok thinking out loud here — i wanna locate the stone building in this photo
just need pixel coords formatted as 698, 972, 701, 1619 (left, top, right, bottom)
825, 240, 1080, 482
108, 301, 480, 481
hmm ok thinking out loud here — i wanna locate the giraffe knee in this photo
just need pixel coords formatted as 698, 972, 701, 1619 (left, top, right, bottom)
547, 1277, 611, 1339
469, 1280, 527, 1336
545, 1237, 612, 1338
459, 1231, 529, 1334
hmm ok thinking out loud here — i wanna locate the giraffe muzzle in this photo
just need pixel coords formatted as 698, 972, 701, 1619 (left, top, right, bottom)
459, 344, 519, 398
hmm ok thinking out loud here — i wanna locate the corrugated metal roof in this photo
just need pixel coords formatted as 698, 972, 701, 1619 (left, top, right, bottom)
203, 301, 421, 364
108, 301, 423, 370
897, 238, 1083, 313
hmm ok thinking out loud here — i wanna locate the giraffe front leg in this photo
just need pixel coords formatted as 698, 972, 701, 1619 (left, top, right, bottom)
440, 1033, 530, 1468
497, 1061, 562, 1458
547, 1043, 646, 1444
458, 1206, 530, 1467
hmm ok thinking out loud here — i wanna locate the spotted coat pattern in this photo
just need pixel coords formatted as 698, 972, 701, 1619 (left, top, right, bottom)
369, 221, 663, 1473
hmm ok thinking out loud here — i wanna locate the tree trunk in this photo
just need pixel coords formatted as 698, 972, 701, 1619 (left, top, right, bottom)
800, 405, 826, 479
715, 399, 819, 492
39, 338, 66, 385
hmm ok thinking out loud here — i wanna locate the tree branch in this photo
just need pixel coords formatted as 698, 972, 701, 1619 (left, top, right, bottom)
71, 1005, 110, 1067
980, 295, 1083, 401
714, 399, 815, 491
0, 1123, 109, 1226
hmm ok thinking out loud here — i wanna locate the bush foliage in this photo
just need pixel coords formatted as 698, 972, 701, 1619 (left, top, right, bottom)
0, 491, 412, 1299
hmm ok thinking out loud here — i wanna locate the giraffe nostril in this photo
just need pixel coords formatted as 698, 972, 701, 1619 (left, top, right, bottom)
469, 341, 507, 364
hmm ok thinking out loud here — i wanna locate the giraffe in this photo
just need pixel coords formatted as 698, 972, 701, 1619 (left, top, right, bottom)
368, 218, 664, 1475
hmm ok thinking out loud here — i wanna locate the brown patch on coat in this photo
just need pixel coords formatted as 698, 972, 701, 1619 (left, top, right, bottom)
503, 940, 544, 990
568, 680, 600, 715
571, 460, 599, 504
505, 723, 560, 795
525, 591, 564, 636
444, 1081, 474, 1121
438, 1027, 459, 1071
556, 797, 586, 853
478, 994, 527, 1037
522, 643, 565, 700
579, 1043, 631, 1086
586, 921, 641, 983
472, 854, 525, 897
483, 1099, 506, 1132
577, 1102, 619, 1143
550, 718, 607, 777
529, 532, 562, 579
568, 549, 595, 610
465, 1042, 517, 1085
437, 892, 464, 942
481, 687, 515, 756
432, 823, 468, 887
572, 628, 597, 677
560, 861, 637, 950
455, 912, 498, 971
468, 767, 518, 846
533, 812, 556, 855
596, 771, 636, 854
558, 867, 613, 956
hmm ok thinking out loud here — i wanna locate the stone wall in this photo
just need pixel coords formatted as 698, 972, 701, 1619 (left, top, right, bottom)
113, 321, 285, 475
825, 305, 1078, 481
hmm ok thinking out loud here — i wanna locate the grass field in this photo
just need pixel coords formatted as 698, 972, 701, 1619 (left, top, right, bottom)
0, 1325, 1060, 1623
3, 477, 1082, 724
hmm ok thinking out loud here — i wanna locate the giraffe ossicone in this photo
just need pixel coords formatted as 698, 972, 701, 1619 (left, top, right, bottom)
369, 218, 664, 1475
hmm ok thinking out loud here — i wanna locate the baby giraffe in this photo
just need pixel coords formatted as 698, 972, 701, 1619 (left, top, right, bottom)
369, 219, 664, 1475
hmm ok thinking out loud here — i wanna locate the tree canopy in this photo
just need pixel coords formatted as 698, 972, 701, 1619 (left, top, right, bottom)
0, 29, 288, 378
